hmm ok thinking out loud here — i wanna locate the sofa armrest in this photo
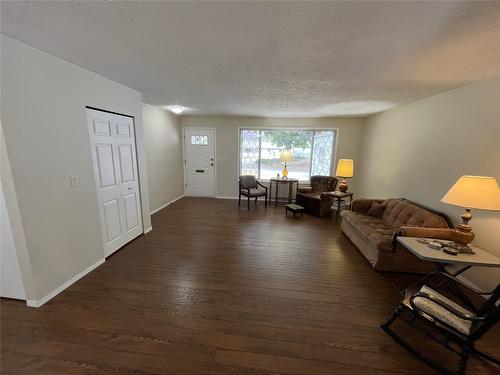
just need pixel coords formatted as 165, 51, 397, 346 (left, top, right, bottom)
398, 226, 455, 240
391, 226, 455, 253
351, 199, 385, 214
298, 186, 313, 194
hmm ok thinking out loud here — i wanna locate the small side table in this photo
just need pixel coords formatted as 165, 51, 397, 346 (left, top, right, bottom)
327, 191, 354, 222
269, 178, 299, 207
396, 236, 500, 310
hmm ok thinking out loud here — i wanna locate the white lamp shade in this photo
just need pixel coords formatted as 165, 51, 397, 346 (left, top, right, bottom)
278, 150, 293, 163
336, 159, 354, 178
441, 175, 500, 210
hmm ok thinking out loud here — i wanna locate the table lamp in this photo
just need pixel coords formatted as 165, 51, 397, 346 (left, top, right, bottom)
335, 159, 354, 192
441, 175, 500, 248
279, 150, 293, 179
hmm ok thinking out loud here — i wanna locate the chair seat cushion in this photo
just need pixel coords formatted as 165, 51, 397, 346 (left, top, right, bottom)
341, 211, 395, 252
241, 187, 267, 197
412, 286, 473, 335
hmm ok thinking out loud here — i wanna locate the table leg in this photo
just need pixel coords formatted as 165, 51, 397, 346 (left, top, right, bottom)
275, 181, 278, 207
337, 198, 341, 221
288, 182, 292, 203
268, 181, 272, 206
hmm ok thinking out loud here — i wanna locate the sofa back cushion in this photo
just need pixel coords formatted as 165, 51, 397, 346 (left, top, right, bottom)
382, 199, 450, 228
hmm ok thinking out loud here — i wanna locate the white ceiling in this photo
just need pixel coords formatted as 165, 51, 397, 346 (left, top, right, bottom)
2, 1, 500, 117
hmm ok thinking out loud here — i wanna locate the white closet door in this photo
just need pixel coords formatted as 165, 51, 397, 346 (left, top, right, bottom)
87, 108, 143, 257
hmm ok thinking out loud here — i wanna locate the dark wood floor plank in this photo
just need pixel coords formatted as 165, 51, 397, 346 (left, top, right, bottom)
2, 198, 499, 374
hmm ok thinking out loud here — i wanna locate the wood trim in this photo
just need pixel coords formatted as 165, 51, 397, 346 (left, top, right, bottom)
26, 258, 105, 308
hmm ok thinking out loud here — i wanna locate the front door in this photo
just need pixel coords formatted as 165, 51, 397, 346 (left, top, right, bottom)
87, 108, 143, 257
184, 128, 215, 197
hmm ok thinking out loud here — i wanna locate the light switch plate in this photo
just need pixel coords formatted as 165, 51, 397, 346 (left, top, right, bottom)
70, 176, 80, 188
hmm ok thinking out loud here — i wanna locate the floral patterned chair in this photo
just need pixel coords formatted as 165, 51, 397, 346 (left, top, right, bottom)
295, 176, 338, 217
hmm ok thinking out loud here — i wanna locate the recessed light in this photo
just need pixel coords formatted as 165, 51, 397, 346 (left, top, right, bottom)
163, 105, 186, 114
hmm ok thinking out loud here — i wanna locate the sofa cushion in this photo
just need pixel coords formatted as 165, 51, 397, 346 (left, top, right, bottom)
341, 211, 395, 252
382, 199, 449, 228
365, 201, 386, 219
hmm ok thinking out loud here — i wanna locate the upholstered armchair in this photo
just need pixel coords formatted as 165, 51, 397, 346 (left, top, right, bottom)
295, 176, 338, 216
239, 175, 268, 210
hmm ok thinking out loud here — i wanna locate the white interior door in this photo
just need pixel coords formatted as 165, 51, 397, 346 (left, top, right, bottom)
87, 108, 143, 257
184, 128, 215, 197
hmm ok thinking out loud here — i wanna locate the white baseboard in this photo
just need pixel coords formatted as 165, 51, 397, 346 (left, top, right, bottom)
216, 196, 238, 200
144, 226, 153, 234
26, 258, 105, 308
149, 194, 185, 215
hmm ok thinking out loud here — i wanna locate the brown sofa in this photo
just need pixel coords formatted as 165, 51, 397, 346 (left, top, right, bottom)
341, 198, 454, 273
296, 176, 339, 217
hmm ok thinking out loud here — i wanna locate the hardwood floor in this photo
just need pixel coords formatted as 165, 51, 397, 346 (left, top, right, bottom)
1, 198, 499, 374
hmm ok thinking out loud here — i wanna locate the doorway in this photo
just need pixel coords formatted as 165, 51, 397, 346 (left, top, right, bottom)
86, 108, 143, 257
183, 128, 216, 197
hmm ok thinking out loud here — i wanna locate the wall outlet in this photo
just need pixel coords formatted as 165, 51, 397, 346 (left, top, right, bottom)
70, 176, 80, 188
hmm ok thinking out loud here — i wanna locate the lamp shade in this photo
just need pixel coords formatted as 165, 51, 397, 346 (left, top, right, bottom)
335, 159, 354, 178
278, 150, 293, 163
441, 175, 500, 210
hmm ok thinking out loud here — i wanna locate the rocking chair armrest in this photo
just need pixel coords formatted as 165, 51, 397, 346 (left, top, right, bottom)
410, 292, 475, 321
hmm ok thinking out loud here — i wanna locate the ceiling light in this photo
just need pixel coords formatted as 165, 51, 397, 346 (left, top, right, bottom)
163, 105, 186, 114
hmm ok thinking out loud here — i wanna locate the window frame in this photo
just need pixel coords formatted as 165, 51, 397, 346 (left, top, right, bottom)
237, 127, 339, 183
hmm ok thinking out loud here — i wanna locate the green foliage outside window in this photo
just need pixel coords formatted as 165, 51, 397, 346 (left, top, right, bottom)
263, 130, 311, 150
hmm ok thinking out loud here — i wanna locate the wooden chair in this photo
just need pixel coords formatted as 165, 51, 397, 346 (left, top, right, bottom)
239, 175, 267, 210
381, 272, 500, 374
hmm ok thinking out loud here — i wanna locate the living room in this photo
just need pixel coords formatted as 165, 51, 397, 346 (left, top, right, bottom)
1, 1, 500, 374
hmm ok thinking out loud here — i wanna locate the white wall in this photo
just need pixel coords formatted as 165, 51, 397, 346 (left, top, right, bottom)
1, 36, 152, 303
359, 77, 500, 290
143, 104, 184, 212
0, 184, 25, 300
180, 116, 365, 198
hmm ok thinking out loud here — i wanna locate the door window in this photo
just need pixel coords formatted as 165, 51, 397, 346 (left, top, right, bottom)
191, 135, 209, 145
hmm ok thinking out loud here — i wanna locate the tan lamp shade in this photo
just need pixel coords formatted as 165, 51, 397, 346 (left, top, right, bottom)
278, 150, 293, 163
441, 175, 500, 210
336, 159, 354, 178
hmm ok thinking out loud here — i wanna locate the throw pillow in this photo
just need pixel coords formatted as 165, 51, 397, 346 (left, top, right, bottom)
366, 202, 386, 219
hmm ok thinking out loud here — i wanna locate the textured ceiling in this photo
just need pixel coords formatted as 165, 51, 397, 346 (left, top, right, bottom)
2, 1, 500, 117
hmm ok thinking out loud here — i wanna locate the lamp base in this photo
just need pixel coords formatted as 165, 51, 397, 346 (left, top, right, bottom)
338, 179, 349, 193
451, 224, 475, 247
282, 163, 289, 179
